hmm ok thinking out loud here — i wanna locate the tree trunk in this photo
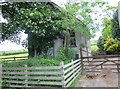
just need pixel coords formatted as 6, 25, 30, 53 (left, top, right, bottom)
28, 32, 34, 58
64, 31, 70, 48
63, 31, 70, 57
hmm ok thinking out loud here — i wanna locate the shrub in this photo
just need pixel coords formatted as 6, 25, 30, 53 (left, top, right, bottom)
97, 36, 106, 54
105, 42, 120, 54
57, 47, 76, 61
104, 36, 120, 54
104, 36, 114, 51
91, 44, 99, 55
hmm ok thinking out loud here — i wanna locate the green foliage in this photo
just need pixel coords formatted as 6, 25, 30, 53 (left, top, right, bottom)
57, 47, 76, 61
2, 2, 62, 55
3, 56, 59, 67
0, 61, 1, 89
97, 36, 106, 54
104, 37, 120, 54
111, 9, 120, 40
91, 44, 99, 55
106, 43, 120, 54
1, 1, 109, 57
104, 36, 114, 51
102, 18, 112, 38
69, 76, 80, 88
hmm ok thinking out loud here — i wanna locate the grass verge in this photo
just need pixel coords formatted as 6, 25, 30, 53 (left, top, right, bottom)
69, 75, 80, 89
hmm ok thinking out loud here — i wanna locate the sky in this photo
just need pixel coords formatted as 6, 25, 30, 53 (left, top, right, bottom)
0, 0, 120, 51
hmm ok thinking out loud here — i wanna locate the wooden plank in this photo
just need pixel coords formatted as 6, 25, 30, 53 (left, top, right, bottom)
82, 55, 120, 59
91, 59, 120, 62
84, 64, 119, 66
85, 68, 119, 70
83, 60, 107, 62
3, 66, 61, 70
66, 72, 80, 87
63, 62, 73, 69
28, 66, 61, 70
4, 85, 56, 88
2, 76, 62, 80
65, 68, 80, 85
5, 80, 63, 85
65, 65, 80, 79
3, 67, 25, 70
86, 70, 118, 73
2, 71, 62, 75
4, 85, 33, 88
1, 56, 28, 59
72, 59, 80, 64
64, 62, 80, 74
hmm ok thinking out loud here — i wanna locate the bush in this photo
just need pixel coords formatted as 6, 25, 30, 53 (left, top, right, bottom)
105, 41, 120, 54
57, 47, 76, 61
104, 37, 120, 54
97, 36, 106, 54
91, 44, 99, 55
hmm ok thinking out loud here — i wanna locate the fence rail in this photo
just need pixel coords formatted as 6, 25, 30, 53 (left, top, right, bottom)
1, 59, 81, 88
1, 56, 28, 61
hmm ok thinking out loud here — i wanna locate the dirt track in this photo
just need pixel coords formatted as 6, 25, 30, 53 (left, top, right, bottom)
76, 70, 119, 87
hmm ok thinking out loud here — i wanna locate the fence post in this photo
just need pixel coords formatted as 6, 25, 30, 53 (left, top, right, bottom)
60, 61, 65, 87
71, 59, 74, 74
101, 64, 103, 70
86, 47, 89, 63
14, 56, 15, 61
0, 64, 2, 88
24, 65, 28, 87
117, 64, 120, 73
80, 48, 83, 74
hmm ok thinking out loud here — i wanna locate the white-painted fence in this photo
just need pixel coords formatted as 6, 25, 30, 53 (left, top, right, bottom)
1, 59, 81, 88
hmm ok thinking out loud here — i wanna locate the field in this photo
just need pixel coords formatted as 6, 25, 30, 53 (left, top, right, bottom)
0, 49, 28, 61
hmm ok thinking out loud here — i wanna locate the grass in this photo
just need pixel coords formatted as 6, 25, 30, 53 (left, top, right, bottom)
0, 53, 28, 61
0, 49, 28, 61
2, 56, 71, 67
69, 75, 80, 88
0, 53, 28, 58
0, 49, 28, 56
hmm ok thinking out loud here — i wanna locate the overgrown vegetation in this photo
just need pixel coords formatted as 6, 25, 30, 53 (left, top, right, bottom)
57, 47, 76, 61
3, 55, 71, 67
104, 37, 120, 54
91, 44, 99, 55
97, 8, 120, 55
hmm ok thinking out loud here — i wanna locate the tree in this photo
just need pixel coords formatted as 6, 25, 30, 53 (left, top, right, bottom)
97, 36, 106, 54
111, 9, 120, 40
102, 18, 112, 38
2, 2, 63, 57
1, 1, 108, 57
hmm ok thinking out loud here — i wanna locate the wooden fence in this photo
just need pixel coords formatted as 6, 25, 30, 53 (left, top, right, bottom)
80, 48, 120, 73
1, 56, 28, 61
1, 59, 81, 88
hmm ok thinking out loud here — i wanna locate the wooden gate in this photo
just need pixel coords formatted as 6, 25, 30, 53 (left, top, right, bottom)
80, 48, 120, 74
